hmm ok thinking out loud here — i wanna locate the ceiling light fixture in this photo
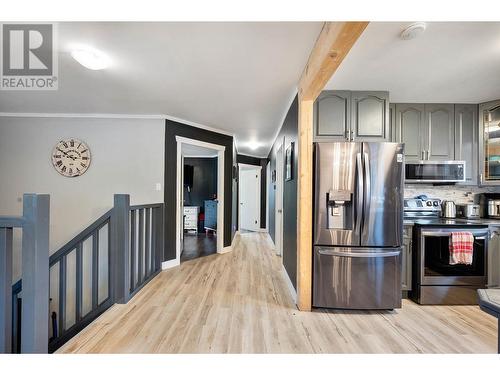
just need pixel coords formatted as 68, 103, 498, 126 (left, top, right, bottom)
400, 22, 427, 41
247, 140, 262, 151
71, 47, 111, 70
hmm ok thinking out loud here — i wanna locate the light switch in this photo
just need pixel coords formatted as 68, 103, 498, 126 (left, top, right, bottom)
155, 183, 162, 191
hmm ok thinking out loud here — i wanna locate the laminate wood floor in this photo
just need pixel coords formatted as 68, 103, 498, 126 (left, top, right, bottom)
181, 233, 217, 261
57, 232, 498, 354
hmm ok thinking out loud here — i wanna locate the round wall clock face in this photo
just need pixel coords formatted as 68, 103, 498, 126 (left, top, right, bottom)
51, 138, 91, 177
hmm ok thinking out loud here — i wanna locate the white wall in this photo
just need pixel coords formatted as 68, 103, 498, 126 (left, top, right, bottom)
0, 116, 164, 280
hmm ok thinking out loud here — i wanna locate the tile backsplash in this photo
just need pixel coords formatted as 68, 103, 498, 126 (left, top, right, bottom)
404, 184, 500, 204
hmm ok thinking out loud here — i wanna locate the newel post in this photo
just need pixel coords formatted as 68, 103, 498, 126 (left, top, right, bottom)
21, 193, 50, 353
0, 227, 13, 353
111, 194, 131, 304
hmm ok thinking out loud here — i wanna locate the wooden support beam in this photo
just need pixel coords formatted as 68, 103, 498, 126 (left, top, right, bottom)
296, 22, 368, 311
298, 22, 369, 101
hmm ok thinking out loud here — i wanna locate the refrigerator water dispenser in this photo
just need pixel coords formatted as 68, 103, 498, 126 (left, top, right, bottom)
326, 189, 352, 229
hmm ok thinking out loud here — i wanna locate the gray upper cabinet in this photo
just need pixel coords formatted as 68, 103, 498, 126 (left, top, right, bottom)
314, 90, 389, 142
479, 99, 500, 185
395, 103, 455, 162
315, 91, 351, 140
455, 104, 478, 185
424, 104, 455, 161
351, 91, 390, 142
395, 104, 425, 161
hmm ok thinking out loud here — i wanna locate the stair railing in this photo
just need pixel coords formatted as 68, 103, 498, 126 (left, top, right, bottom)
2, 194, 164, 354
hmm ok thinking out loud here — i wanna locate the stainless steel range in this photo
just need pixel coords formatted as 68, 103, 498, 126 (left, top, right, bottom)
404, 198, 489, 305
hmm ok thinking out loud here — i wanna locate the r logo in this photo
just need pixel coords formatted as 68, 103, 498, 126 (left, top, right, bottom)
1, 23, 58, 90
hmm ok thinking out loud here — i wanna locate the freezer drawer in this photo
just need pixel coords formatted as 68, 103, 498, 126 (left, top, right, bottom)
313, 246, 402, 309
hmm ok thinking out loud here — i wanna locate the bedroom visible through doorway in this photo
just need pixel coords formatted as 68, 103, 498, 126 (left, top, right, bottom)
180, 143, 219, 261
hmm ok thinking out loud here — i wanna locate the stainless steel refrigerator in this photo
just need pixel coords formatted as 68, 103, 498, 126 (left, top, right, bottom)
313, 142, 404, 309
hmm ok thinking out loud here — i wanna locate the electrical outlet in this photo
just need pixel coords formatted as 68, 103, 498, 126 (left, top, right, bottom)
155, 183, 162, 191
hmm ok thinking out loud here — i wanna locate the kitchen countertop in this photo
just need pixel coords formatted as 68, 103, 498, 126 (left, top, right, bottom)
404, 217, 500, 227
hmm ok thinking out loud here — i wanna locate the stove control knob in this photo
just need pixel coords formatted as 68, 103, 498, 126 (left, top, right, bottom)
426, 201, 432, 206
433, 201, 439, 207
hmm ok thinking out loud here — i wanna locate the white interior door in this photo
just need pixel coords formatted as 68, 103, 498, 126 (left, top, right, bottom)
275, 144, 284, 256
239, 167, 260, 231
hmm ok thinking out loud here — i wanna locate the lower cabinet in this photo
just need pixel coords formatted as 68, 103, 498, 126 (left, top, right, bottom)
402, 225, 412, 291
488, 225, 500, 288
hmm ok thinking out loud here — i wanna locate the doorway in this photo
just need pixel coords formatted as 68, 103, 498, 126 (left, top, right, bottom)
175, 136, 225, 264
275, 141, 284, 256
238, 163, 261, 232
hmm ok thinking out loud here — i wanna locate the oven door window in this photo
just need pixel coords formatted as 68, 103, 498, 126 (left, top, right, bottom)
424, 236, 485, 277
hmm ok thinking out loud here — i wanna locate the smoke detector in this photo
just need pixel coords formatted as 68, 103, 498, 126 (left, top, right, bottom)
400, 22, 427, 40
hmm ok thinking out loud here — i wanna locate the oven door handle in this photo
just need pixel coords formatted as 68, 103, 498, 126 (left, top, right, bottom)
421, 231, 488, 239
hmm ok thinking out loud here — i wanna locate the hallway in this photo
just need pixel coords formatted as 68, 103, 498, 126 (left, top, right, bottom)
58, 233, 498, 354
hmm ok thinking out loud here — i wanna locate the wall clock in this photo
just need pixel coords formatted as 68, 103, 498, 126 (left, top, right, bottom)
51, 138, 91, 177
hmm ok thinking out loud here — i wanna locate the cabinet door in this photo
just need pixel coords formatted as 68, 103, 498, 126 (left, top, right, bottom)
455, 104, 478, 185
314, 91, 350, 140
479, 100, 500, 185
395, 104, 425, 161
488, 227, 500, 288
424, 104, 455, 160
351, 91, 390, 142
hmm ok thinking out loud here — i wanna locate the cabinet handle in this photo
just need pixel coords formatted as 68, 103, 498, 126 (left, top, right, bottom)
458, 114, 463, 160
428, 113, 432, 159
421, 150, 424, 160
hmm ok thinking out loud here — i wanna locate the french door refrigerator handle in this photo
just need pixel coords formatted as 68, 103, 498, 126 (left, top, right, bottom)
318, 249, 401, 257
355, 152, 363, 234
363, 152, 371, 228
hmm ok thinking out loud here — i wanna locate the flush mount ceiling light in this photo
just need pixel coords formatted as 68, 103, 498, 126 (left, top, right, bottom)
246, 140, 263, 151
71, 47, 111, 70
400, 22, 427, 41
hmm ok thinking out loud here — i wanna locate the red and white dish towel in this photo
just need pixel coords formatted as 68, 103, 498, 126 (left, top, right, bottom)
449, 231, 474, 265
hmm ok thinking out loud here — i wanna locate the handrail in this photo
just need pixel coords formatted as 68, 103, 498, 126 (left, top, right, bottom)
130, 203, 163, 210
49, 208, 112, 267
0, 217, 24, 228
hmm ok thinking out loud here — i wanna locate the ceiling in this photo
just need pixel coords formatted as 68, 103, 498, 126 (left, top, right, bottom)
181, 143, 218, 157
0, 22, 322, 157
326, 22, 500, 103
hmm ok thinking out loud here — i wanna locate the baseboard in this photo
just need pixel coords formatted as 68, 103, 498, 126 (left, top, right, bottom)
219, 231, 241, 254
161, 258, 180, 270
282, 264, 297, 304
219, 245, 233, 254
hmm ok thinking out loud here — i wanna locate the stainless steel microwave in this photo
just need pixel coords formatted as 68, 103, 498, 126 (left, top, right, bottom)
405, 160, 465, 183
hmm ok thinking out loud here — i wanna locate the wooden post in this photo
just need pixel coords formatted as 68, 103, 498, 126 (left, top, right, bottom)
296, 22, 369, 311
21, 193, 50, 353
111, 194, 131, 304
0, 227, 13, 353
296, 99, 314, 311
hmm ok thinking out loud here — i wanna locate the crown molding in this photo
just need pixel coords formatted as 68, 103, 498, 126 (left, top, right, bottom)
0, 112, 235, 137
